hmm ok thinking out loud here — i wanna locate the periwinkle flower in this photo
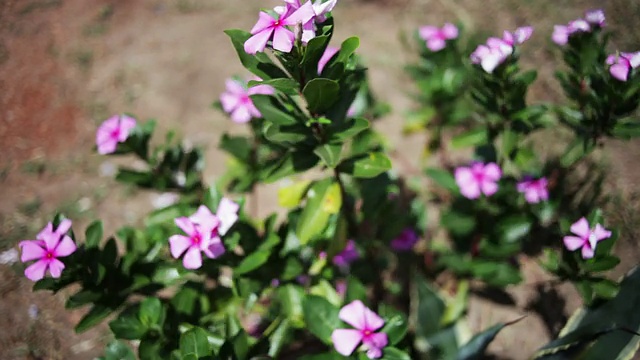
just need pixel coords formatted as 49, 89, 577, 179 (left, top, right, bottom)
470, 26, 532, 73
606, 52, 640, 82
454, 162, 502, 199
563, 217, 611, 259
418, 23, 458, 52
220, 78, 275, 123
332, 240, 360, 268
19, 220, 77, 281
331, 300, 388, 358
517, 177, 549, 204
96, 114, 137, 155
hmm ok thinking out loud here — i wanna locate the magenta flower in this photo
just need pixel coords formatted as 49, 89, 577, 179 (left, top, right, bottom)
96, 114, 137, 155
220, 78, 275, 123
606, 52, 640, 82
169, 198, 239, 269
517, 177, 549, 204
500, 26, 533, 46
318, 46, 339, 74
585, 9, 605, 27
19, 220, 77, 282
454, 162, 502, 199
552, 17, 593, 46
279, 0, 338, 43
391, 228, 418, 251
331, 300, 388, 358
244, 1, 315, 54
563, 217, 612, 259
332, 240, 360, 268
419, 23, 458, 52
471, 26, 532, 73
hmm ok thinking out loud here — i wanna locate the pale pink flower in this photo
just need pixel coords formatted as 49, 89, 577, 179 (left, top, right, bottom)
500, 26, 533, 46
391, 228, 418, 251
220, 78, 275, 123
244, 1, 316, 54
331, 300, 388, 358
471, 26, 532, 73
585, 9, 605, 27
419, 23, 459, 52
280, 0, 338, 43
318, 46, 340, 74
455, 162, 502, 199
563, 217, 611, 259
552, 18, 592, 46
96, 114, 137, 155
169, 198, 239, 269
517, 177, 549, 204
19, 220, 77, 282
332, 240, 359, 268
606, 52, 640, 82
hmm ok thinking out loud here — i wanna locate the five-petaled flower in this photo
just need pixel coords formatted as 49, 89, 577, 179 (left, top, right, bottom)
563, 217, 612, 259
278, 0, 338, 43
243, 1, 316, 54
332, 240, 360, 269
96, 114, 137, 155
455, 162, 502, 199
552, 10, 604, 46
331, 300, 388, 358
220, 78, 275, 123
419, 23, 458, 52
517, 176, 549, 204
606, 52, 640, 82
169, 198, 239, 269
391, 228, 418, 251
19, 220, 77, 282
470, 26, 532, 73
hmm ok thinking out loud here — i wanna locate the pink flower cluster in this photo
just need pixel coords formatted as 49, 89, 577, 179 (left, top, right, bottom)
563, 217, 611, 259
169, 198, 239, 269
220, 78, 275, 123
332, 300, 388, 358
96, 114, 137, 155
244, 0, 337, 54
455, 162, 549, 205
419, 23, 458, 52
19, 220, 77, 282
470, 26, 533, 73
606, 52, 640, 82
552, 9, 604, 46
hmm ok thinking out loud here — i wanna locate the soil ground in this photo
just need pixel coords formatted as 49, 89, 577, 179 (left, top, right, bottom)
1, 0, 639, 359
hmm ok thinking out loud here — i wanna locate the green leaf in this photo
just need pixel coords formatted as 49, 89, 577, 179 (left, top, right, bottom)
582, 256, 620, 273
612, 118, 640, 139
139, 297, 163, 327
303, 78, 340, 113
261, 151, 319, 183
268, 318, 291, 357
295, 179, 342, 245
560, 138, 595, 168
180, 327, 212, 358
425, 168, 458, 192
109, 314, 147, 340
251, 94, 299, 126
517, 70, 538, 86
329, 117, 370, 142
415, 275, 445, 339
302, 295, 340, 344
380, 347, 411, 360
219, 134, 252, 162
456, 317, 525, 360
76, 305, 113, 333
85, 220, 103, 248
65, 290, 102, 309
497, 214, 532, 244
337, 152, 391, 178
234, 250, 271, 276
451, 128, 488, 149
345, 276, 367, 304
440, 280, 469, 326
500, 130, 519, 160
103, 340, 136, 360
224, 29, 288, 80
249, 78, 299, 95
263, 122, 310, 146
335, 37, 360, 64
314, 143, 343, 168
379, 304, 408, 346
591, 278, 619, 300
278, 180, 311, 208
278, 285, 305, 325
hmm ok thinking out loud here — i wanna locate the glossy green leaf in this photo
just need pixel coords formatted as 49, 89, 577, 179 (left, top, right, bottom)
261, 151, 319, 183
224, 29, 288, 80
451, 128, 488, 149
329, 117, 369, 142
456, 317, 525, 360
219, 134, 252, 162
103, 340, 136, 360
109, 314, 147, 340
314, 143, 343, 168
345, 276, 367, 304
295, 179, 342, 245
278, 285, 305, 325
180, 327, 211, 358
560, 138, 595, 168
380, 347, 411, 360
251, 95, 299, 126
277, 180, 311, 208
425, 168, 458, 192
337, 152, 391, 178
139, 297, 163, 327
249, 78, 299, 95
415, 275, 445, 339
303, 78, 340, 113
263, 122, 310, 146
76, 305, 113, 333
303, 295, 340, 344
379, 304, 408, 346
335, 36, 360, 64
85, 220, 103, 248
234, 250, 271, 276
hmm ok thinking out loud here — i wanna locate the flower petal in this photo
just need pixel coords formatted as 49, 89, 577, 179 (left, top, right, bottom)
53, 235, 76, 257
331, 329, 363, 356
117, 115, 137, 141
480, 180, 499, 197
441, 23, 458, 39
169, 235, 192, 259
272, 27, 295, 53
250, 12, 275, 34
610, 63, 629, 81
55, 219, 73, 235
318, 46, 340, 74
581, 244, 595, 259
244, 28, 273, 55
362, 306, 385, 331
48, 258, 65, 278
24, 260, 48, 282
220, 92, 240, 113
183, 247, 203, 269
427, 38, 446, 52
232, 106, 252, 123
175, 216, 196, 236
339, 300, 366, 329
592, 224, 612, 241
552, 25, 568, 46
217, 198, 239, 236
19, 241, 46, 262
418, 26, 439, 40
563, 236, 584, 251
203, 238, 226, 259
570, 217, 590, 238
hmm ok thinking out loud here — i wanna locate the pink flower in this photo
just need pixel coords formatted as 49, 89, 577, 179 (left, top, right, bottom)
454, 162, 502, 199
470, 26, 532, 73
552, 18, 592, 46
280, 0, 338, 43
419, 23, 458, 52
517, 177, 549, 204
318, 46, 340, 74
244, 1, 316, 54
96, 114, 137, 155
220, 78, 275, 123
391, 228, 418, 251
332, 240, 360, 268
606, 52, 640, 82
335, 279, 347, 297
585, 9, 605, 27
331, 300, 388, 358
19, 220, 77, 282
169, 198, 239, 269
563, 217, 612, 259
500, 26, 533, 46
